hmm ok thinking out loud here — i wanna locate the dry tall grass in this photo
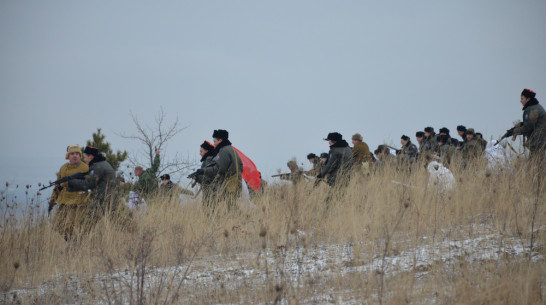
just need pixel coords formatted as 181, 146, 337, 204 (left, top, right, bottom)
1, 158, 545, 304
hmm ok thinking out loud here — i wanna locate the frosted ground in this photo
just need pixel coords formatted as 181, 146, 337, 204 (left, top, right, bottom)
4, 136, 544, 304
7, 216, 545, 304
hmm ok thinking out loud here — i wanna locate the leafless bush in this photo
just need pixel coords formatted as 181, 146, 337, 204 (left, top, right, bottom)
0, 159, 544, 304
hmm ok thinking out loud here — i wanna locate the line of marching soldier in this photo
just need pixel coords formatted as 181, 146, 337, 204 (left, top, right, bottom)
47, 89, 544, 239
282, 88, 545, 188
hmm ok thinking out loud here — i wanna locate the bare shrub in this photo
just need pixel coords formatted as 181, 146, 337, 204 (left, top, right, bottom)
1, 160, 544, 304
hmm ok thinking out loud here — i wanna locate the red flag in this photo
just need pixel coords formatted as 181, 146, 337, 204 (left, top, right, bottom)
233, 146, 262, 192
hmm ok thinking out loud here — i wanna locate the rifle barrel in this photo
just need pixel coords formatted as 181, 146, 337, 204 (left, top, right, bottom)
272, 173, 290, 177
39, 184, 53, 191
39, 171, 88, 191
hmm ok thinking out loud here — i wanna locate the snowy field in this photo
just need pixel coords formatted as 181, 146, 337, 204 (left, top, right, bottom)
7, 220, 544, 304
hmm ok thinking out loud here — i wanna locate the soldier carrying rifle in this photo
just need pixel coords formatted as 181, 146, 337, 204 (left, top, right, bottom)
317, 132, 353, 187
68, 146, 124, 228
47, 145, 89, 240
304, 153, 322, 177
188, 140, 216, 205
500, 89, 546, 158
272, 160, 304, 185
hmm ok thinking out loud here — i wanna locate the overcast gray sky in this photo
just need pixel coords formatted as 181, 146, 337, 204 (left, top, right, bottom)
1, 0, 545, 192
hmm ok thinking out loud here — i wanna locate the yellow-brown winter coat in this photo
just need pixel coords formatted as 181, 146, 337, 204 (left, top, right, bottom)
353, 142, 372, 165
50, 161, 89, 205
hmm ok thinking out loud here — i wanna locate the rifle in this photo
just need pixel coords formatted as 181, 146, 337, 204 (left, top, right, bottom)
494, 123, 521, 146
187, 171, 201, 188
386, 145, 401, 155
39, 171, 88, 191
271, 173, 291, 178
502, 126, 515, 138
187, 163, 215, 187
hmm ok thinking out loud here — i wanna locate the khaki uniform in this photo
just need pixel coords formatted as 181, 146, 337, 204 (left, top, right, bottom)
50, 161, 89, 239
51, 162, 90, 205
280, 161, 304, 185
352, 142, 372, 171
305, 159, 323, 177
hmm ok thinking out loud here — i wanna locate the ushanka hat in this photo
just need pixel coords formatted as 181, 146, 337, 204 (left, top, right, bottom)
438, 134, 450, 144
415, 131, 425, 138
521, 88, 536, 99
401, 135, 410, 141
83, 146, 99, 157
352, 133, 363, 141
307, 153, 317, 160
65, 145, 82, 159
324, 132, 342, 142
200, 141, 215, 151
374, 145, 389, 155
457, 125, 466, 132
424, 127, 434, 133
439, 127, 450, 134
212, 129, 229, 140
376, 144, 389, 154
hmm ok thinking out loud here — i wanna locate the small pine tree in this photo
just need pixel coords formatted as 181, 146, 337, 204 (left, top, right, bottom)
84, 128, 128, 171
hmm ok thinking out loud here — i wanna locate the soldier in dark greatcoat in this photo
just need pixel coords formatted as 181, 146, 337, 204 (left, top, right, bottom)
511, 89, 546, 157
317, 132, 353, 187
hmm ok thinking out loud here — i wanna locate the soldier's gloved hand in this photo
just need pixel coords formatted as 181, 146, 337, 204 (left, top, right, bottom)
67, 179, 78, 192
187, 169, 203, 179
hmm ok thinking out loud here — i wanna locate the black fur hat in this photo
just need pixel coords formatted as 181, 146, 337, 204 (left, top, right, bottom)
401, 135, 410, 141
456, 125, 466, 132
424, 127, 434, 133
83, 146, 99, 157
212, 129, 229, 140
307, 153, 317, 160
439, 127, 450, 134
438, 134, 450, 144
415, 131, 425, 138
200, 141, 215, 151
521, 88, 536, 99
376, 144, 389, 153
320, 152, 329, 159
374, 145, 389, 155
324, 132, 342, 142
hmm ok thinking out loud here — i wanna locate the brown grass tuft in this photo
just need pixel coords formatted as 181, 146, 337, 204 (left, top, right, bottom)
1, 159, 544, 303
